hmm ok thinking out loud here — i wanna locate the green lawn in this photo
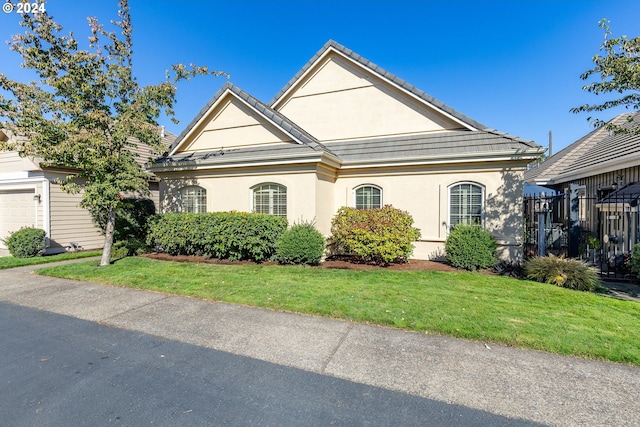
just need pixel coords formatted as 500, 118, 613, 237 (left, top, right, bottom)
0, 250, 102, 270
36, 256, 640, 366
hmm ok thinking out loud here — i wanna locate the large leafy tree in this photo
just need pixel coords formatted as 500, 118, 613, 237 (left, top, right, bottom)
0, 0, 224, 265
571, 19, 640, 134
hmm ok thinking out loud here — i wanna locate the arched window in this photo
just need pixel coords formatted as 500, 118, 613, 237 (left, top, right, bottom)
449, 183, 483, 227
252, 183, 287, 217
354, 185, 382, 210
180, 186, 206, 213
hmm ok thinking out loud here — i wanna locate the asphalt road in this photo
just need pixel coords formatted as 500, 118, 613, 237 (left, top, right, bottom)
0, 301, 539, 426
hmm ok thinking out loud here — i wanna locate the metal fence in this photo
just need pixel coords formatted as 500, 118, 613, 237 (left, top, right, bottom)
524, 185, 640, 279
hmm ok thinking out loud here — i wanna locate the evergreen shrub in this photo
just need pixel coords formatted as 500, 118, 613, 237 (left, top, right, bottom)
276, 221, 325, 265
329, 205, 421, 264
630, 243, 640, 276
445, 225, 497, 271
93, 197, 156, 255
4, 227, 46, 258
525, 254, 601, 292
147, 212, 287, 262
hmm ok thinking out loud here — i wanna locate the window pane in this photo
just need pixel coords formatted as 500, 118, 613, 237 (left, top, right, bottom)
355, 186, 382, 210
180, 186, 206, 213
449, 184, 482, 227
253, 184, 287, 217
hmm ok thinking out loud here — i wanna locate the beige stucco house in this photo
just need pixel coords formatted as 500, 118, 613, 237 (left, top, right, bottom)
0, 129, 175, 256
150, 41, 544, 261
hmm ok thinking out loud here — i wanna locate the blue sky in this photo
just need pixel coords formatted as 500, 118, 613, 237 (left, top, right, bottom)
1, 0, 639, 154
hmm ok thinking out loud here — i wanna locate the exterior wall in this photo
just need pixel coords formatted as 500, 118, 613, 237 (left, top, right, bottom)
45, 172, 104, 254
0, 178, 45, 256
275, 53, 463, 142
158, 165, 329, 228
158, 162, 525, 262
0, 151, 40, 174
333, 163, 524, 261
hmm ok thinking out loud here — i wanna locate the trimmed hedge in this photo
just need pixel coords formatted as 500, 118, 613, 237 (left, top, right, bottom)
146, 212, 287, 262
276, 222, 325, 265
329, 205, 421, 264
3, 227, 46, 258
445, 225, 497, 271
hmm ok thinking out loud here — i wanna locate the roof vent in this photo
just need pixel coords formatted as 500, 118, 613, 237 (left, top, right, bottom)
160, 126, 166, 138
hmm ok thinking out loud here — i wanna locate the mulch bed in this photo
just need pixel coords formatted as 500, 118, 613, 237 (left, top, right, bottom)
140, 253, 459, 272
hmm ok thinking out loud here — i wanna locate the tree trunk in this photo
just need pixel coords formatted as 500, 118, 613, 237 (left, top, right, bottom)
100, 207, 116, 266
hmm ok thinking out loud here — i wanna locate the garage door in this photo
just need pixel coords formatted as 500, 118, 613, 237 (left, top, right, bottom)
0, 189, 37, 250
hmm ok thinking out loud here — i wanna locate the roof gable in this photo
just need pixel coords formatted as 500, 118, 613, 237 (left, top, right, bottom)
169, 83, 325, 156
270, 40, 487, 143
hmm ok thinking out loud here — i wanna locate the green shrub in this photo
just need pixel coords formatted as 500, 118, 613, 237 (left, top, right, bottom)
147, 211, 287, 262
93, 197, 156, 253
629, 243, 640, 276
329, 206, 421, 265
3, 227, 46, 258
525, 254, 601, 292
445, 225, 497, 271
277, 221, 325, 265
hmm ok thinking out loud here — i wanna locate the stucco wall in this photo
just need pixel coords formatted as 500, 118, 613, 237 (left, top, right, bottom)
158, 163, 525, 262
159, 165, 325, 227
275, 53, 463, 142
333, 164, 524, 261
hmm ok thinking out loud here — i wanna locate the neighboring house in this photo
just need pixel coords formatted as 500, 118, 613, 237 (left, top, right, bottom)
0, 128, 175, 256
149, 41, 544, 261
524, 112, 640, 258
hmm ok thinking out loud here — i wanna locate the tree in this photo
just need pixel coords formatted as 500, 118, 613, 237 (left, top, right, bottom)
571, 19, 640, 134
0, 0, 225, 266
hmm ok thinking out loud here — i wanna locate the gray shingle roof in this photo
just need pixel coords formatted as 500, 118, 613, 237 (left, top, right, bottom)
154, 140, 332, 167
325, 130, 541, 163
524, 112, 640, 184
269, 40, 488, 131
157, 41, 543, 170
168, 82, 331, 155
153, 128, 541, 168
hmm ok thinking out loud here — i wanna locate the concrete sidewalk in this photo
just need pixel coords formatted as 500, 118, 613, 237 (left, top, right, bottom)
1, 260, 639, 427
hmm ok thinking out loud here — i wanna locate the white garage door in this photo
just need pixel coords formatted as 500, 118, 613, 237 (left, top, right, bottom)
0, 189, 37, 250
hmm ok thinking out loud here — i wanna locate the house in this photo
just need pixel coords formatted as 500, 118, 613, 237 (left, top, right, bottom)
524, 112, 640, 260
149, 41, 544, 261
0, 129, 175, 256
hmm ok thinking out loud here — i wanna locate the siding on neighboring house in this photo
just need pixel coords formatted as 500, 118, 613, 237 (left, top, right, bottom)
46, 172, 103, 253
0, 151, 40, 174
0, 130, 175, 256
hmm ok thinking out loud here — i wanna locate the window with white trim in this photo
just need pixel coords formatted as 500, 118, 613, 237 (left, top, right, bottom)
449, 183, 483, 227
354, 185, 382, 210
252, 183, 287, 217
180, 186, 206, 213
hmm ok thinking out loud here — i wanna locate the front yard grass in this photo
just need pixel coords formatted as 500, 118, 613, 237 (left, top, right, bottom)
36, 256, 640, 366
0, 250, 101, 270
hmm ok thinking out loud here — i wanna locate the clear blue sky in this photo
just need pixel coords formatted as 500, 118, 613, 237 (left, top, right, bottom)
1, 0, 639, 154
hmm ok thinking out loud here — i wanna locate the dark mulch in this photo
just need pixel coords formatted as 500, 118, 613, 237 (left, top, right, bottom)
140, 253, 459, 272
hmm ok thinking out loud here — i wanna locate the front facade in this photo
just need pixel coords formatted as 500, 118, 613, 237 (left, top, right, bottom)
151, 41, 544, 261
525, 112, 640, 261
0, 129, 173, 256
